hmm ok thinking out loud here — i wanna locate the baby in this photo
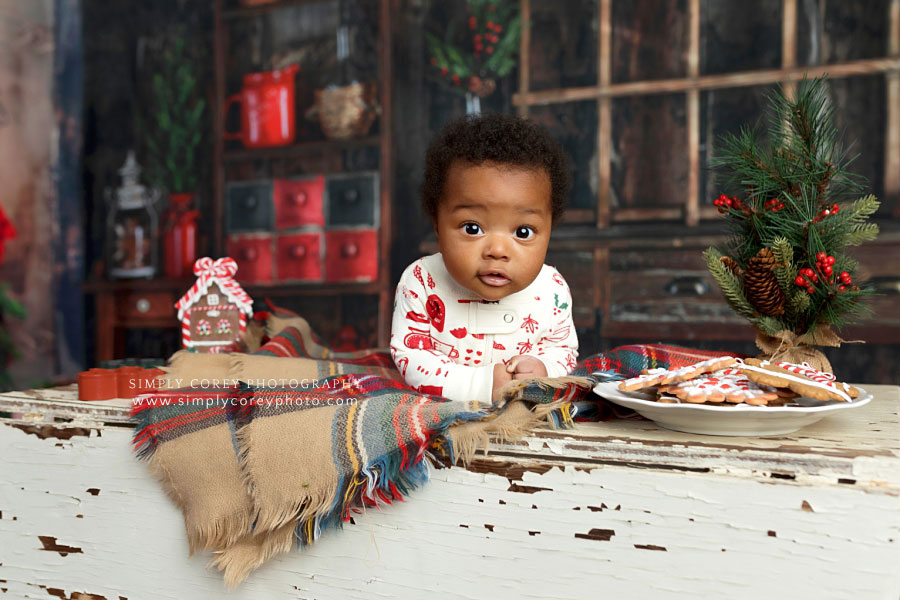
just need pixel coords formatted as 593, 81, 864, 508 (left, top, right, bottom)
390, 113, 578, 405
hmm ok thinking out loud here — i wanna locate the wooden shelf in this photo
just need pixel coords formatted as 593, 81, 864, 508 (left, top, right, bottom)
242, 280, 382, 296
221, 0, 324, 21
82, 278, 195, 293
223, 136, 380, 163
84, 277, 382, 297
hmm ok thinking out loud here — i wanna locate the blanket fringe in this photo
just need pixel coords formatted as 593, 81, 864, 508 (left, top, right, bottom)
209, 521, 297, 588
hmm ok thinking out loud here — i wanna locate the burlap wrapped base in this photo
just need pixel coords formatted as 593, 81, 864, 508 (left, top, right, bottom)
755, 324, 863, 374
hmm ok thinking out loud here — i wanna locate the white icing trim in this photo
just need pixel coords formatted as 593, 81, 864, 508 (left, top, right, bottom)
737, 361, 851, 401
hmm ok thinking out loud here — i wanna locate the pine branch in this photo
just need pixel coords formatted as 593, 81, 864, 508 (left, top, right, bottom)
704, 248, 757, 319
838, 194, 880, 246
770, 236, 794, 293
751, 315, 785, 336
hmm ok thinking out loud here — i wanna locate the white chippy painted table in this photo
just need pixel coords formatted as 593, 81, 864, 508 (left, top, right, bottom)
1, 384, 898, 600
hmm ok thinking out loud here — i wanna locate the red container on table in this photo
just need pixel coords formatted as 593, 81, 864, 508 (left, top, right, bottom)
162, 193, 199, 279
225, 65, 300, 148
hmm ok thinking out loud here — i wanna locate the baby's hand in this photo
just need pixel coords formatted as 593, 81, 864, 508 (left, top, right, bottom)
506, 355, 548, 380
491, 362, 513, 404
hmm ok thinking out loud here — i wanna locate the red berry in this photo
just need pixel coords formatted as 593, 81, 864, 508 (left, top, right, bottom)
494, 24, 503, 33
474, 34, 482, 42
816, 252, 826, 262
832, 204, 840, 213
487, 21, 495, 29
452, 74, 460, 84
430, 57, 438, 65
486, 46, 494, 54
806, 286, 816, 295
839, 284, 847, 291
441, 67, 448, 75
794, 276, 806, 286
810, 274, 819, 283
823, 265, 833, 276
840, 272, 852, 283
469, 16, 477, 29
801, 268, 814, 277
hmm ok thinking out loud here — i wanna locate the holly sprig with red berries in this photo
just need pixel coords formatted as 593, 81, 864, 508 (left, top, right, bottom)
704, 77, 880, 338
425, 0, 521, 97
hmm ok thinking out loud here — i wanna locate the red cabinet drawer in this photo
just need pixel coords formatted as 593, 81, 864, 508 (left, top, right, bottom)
325, 230, 378, 282
273, 175, 325, 229
227, 235, 274, 284
276, 233, 323, 281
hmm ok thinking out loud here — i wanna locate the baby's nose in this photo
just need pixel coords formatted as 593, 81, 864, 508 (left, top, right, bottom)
483, 234, 510, 260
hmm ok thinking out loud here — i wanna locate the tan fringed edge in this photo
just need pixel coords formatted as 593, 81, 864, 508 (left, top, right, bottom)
209, 520, 298, 588
447, 401, 541, 465
233, 417, 341, 536
147, 455, 253, 554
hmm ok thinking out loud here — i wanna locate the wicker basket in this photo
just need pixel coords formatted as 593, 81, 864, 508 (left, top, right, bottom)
305, 82, 379, 141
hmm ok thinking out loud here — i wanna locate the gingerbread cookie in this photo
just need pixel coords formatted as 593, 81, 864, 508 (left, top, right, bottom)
737, 358, 858, 402
618, 356, 738, 392
659, 368, 781, 405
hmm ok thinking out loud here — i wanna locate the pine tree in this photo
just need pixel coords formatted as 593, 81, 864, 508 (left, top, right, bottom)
706, 76, 879, 342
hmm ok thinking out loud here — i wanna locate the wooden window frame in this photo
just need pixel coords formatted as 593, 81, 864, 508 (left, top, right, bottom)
515, 0, 900, 225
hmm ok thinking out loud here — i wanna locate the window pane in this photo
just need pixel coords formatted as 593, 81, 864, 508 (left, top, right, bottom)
528, 0, 597, 91
700, 0, 781, 75
612, 0, 689, 83
528, 101, 597, 213
700, 84, 776, 209
798, 0, 890, 66
829, 75, 886, 210
611, 93, 688, 211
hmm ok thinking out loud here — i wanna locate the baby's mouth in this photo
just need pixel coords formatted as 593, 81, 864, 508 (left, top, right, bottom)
478, 271, 511, 287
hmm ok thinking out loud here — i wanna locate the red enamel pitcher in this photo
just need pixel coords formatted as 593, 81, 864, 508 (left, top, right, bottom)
225, 65, 300, 148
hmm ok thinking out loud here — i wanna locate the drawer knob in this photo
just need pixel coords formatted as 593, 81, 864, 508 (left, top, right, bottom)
343, 189, 359, 204
136, 298, 151, 313
245, 196, 257, 209
291, 245, 307, 259
341, 242, 359, 258
291, 191, 308, 206
241, 247, 258, 261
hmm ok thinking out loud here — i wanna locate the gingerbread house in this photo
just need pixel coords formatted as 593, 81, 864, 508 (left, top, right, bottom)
175, 257, 253, 353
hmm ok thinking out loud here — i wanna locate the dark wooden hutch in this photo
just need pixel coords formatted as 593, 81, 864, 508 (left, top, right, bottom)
86, 0, 394, 361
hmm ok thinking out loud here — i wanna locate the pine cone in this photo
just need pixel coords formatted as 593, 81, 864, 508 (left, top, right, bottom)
743, 247, 786, 316
720, 256, 743, 279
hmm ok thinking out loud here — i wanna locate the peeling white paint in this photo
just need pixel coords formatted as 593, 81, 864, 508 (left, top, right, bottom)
0, 386, 898, 599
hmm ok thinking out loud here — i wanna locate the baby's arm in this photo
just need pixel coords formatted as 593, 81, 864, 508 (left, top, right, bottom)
532, 274, 579, 377
390, 263, 497, 404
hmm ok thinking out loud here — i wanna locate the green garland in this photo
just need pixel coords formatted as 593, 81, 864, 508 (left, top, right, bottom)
425, 0, 521, 96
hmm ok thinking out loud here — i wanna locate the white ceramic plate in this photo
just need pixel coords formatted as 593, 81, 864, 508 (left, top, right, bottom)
591, 380, 872, 436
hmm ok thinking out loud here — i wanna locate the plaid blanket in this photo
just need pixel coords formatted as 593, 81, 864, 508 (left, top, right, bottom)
132, 313, 730, 586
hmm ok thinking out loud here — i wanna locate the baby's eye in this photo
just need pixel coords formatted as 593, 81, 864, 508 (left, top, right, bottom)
515, 226, 535, 240
462, 223, 483, 236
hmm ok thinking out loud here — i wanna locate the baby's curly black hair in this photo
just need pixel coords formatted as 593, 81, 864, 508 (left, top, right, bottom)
423, 113, 571, 223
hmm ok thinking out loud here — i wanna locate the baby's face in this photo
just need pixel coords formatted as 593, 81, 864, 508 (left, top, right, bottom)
435, 161, 552, 302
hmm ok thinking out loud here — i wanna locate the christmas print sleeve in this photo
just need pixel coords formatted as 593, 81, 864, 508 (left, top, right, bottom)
390, 261, 495, 404
532, 270, 579, 377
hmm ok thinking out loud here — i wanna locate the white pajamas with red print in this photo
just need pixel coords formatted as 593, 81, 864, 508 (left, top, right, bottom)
390, 253, 579, 405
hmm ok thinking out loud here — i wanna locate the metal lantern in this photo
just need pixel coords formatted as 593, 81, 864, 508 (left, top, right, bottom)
105, 151, 161, 279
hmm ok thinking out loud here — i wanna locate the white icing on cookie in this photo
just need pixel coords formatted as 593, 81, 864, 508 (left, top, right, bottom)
737, 360, 852, 401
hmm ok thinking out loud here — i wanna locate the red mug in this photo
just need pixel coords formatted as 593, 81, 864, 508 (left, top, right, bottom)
225, 65, 300, 148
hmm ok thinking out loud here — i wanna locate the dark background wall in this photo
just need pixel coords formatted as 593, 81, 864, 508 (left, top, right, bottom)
71, 0, 899, 384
